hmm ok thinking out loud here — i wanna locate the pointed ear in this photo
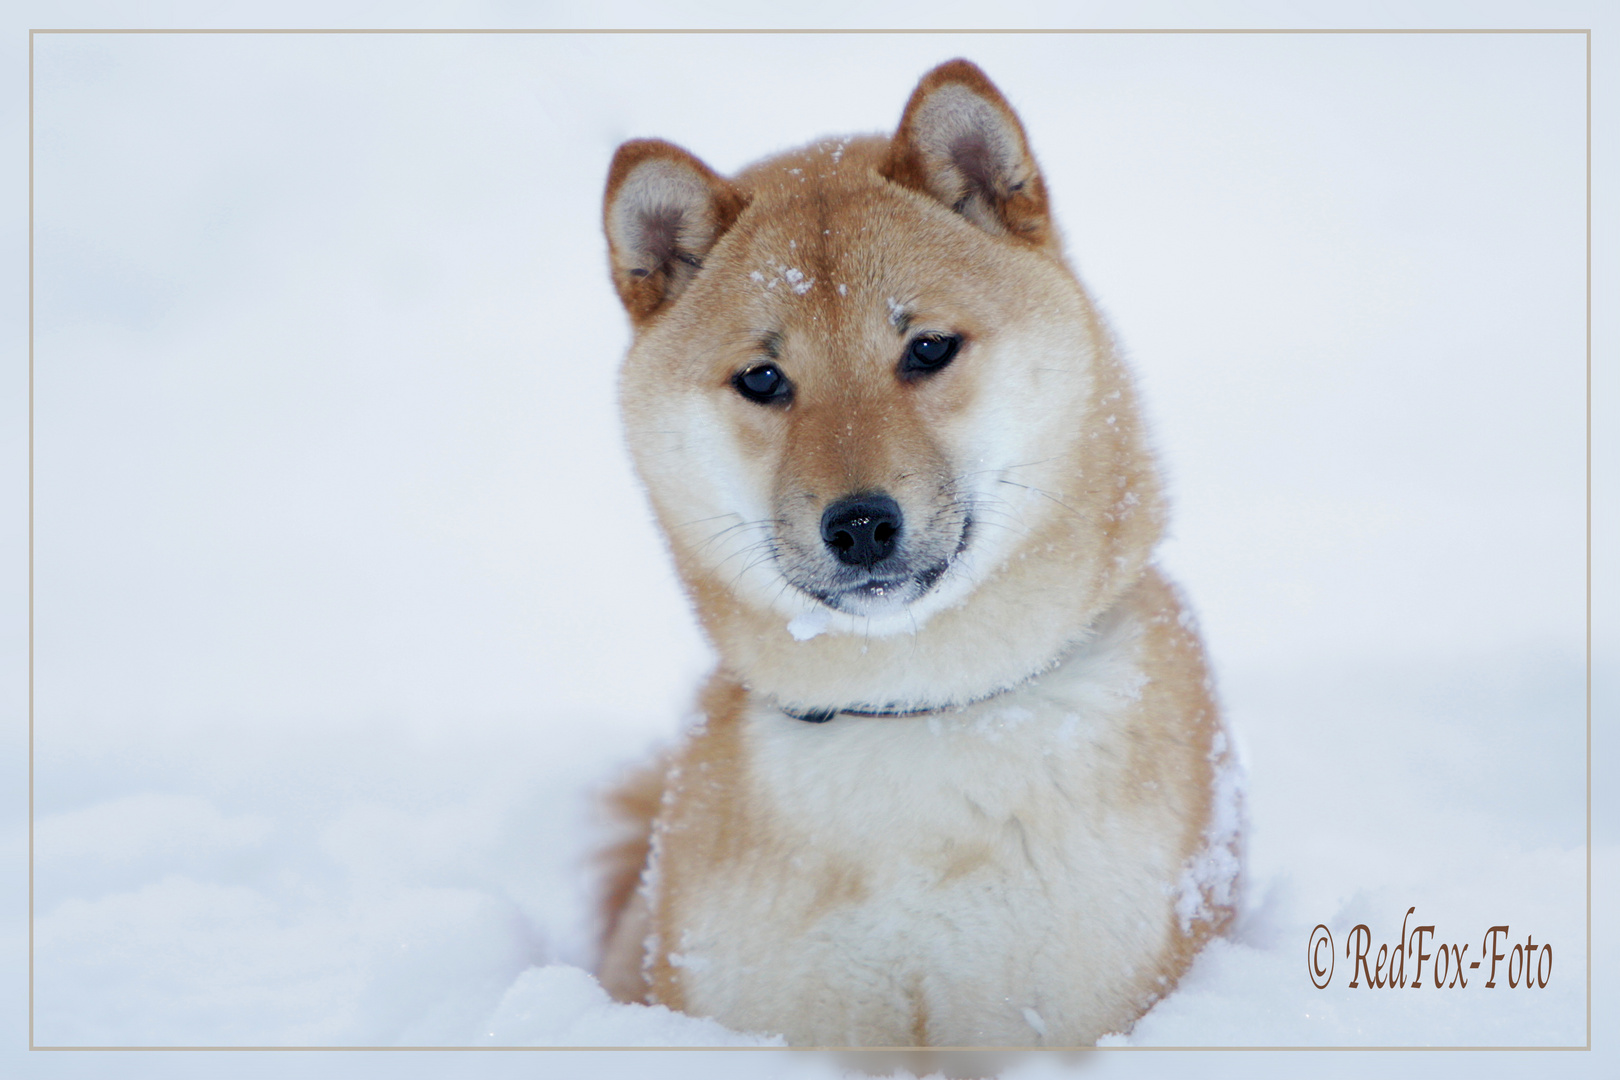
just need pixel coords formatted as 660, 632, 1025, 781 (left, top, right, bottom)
603, 139, 747, 324
881, 59, 1056, 253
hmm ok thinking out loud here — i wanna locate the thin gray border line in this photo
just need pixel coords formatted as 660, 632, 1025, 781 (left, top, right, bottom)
26, 21, 35, 1059
25, 27, 1594, 33
1584, 23, 1593, 1057
26, 26, 1594, 1055
21, 1044, 1606, 1052
24, 27, 1594, 34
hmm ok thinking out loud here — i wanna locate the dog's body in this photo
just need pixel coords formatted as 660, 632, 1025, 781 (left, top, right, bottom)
595, 61, 1239, 1047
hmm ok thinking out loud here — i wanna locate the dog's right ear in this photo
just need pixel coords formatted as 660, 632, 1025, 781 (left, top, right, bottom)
603, 140, 746, 325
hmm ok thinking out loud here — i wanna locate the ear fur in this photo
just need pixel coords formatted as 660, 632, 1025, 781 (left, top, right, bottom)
603, 139, 747, 324
882, 59, 1056, 252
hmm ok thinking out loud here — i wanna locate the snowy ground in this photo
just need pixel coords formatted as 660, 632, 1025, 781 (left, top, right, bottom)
5, 3, 1617, 1079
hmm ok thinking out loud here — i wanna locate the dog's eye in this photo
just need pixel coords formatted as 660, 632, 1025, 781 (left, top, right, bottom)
733, 363, 792, 405
901, 333, 962, 378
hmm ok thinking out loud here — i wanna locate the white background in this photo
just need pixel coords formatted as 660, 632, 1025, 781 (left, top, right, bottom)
3, 2, 1615, 1078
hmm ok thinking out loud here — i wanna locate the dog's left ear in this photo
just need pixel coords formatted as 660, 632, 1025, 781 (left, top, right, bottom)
882, 59, 1057, 253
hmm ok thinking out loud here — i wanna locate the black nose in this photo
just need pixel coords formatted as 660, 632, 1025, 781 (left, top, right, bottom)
820, 494, 903, 568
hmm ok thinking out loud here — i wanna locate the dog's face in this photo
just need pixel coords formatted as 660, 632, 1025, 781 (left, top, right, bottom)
605, 61, 1161, 687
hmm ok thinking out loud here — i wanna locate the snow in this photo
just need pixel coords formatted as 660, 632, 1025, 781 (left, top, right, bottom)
477, 965, 783, 1046
788, 608, 833, 641
784, 267, 816, 295
4, 3, 1616, 1080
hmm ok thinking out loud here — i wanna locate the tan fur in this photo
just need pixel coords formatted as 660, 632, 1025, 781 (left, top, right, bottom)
593, 755, 663, 1003
594, 59, 1239, 1047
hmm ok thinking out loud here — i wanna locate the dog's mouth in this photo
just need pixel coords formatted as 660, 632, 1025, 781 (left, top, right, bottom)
815, 567, 941, 613
789, 512, 970, 616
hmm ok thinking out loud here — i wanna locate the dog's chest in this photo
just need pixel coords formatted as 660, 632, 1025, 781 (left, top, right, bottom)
657, 621, 1187, 1045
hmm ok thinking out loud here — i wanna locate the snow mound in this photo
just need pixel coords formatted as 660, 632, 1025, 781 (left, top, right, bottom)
476, 964, 785, 1047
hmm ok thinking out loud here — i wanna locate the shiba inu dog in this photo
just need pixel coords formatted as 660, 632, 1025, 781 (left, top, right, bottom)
594, 59, 1240, 1047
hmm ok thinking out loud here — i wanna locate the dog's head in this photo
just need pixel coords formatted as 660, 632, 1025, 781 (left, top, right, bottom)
603, 60, 1164, 710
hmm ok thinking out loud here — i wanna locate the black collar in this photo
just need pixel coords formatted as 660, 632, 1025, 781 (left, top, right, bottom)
778, 678, 1028, 724
780, 703, 945, 723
